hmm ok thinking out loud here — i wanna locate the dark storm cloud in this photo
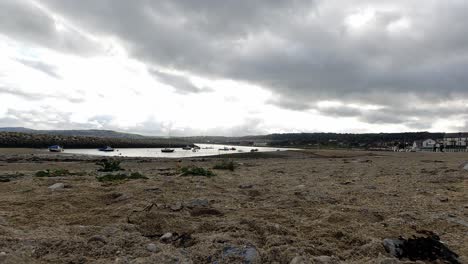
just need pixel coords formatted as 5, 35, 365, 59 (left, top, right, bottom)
15, 58, 61, 79
149, 70, 212, 94
6, 0, 468, 126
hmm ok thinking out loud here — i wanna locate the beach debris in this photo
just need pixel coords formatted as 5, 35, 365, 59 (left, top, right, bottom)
173, 233, 196, 248
146, 243, 159, 253
189, 207, 223, 217
96, 172, 147, 182
222, 245, 259, 263
383, 232, 460, 263
87, 235, 107, 245
439, 197, 449, 202
48, 183, 65, 190
179, 166, 215, 177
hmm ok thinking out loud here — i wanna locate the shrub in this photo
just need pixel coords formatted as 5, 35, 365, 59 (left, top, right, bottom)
35, 169, 70, 177
180, 166, 215, 177
96, 159, 123, 172
213, 160, 235, 171
96, 172, 147, 182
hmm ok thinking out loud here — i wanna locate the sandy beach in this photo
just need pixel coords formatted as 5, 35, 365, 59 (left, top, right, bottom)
0, 149, 466, 263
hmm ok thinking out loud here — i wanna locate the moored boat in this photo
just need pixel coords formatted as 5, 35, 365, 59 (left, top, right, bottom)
161, 148, 175, 153
48, 145, 63, 152
98, 146, 114, 152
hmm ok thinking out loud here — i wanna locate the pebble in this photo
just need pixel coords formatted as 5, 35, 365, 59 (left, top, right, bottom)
48, 183, 65, 190
160, 232, 173, 243
290, 255, 307, 264
146, 243, 159, 253
170, 202, 183, 211
239, 184, 253, 189
186, 199, 209, 208
222, 245, 258, 263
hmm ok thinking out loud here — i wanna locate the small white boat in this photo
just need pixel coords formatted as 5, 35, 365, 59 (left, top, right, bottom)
48, 145, 63, 152
219, 147, 230, 151
99, 146, 114, 152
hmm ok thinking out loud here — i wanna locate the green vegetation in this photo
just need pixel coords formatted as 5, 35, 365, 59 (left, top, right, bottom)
96, 172, 148, 182
96, 159, 123, 172
213, 160, 235, 171
180, 166, 215, 177
35, 169, 70, 177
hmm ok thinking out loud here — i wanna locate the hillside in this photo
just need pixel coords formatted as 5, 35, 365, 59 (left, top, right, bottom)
0, 127, 147, 139
0, 132, 190, 149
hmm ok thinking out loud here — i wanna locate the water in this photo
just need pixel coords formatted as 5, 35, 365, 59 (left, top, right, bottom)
63, 144, 290, 158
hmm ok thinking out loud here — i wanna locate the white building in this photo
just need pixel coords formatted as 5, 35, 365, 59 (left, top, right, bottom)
443, 133, 468, 147
412, 139, 436, 151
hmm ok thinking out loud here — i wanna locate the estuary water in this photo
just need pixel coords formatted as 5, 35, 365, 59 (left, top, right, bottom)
63, 144, 290, 158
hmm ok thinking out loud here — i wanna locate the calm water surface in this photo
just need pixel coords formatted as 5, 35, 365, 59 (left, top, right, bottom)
63, 144, 291, 158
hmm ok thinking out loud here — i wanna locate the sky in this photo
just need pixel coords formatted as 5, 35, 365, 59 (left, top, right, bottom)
0, 0, 468, 136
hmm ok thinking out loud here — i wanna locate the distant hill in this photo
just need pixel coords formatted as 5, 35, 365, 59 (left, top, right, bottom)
0, 127, 147, 139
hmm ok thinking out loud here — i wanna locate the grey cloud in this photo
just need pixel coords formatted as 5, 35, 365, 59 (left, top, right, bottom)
0, 0, 102, 55
15, 58, 61, 79
149, 70, 212, 94
0, 85, 85, 103
11, 0, 468, 127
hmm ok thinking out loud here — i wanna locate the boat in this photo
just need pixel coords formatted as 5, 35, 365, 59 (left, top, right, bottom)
219, 147, 230, 151
202, 146, 214, 149
182, 146, 192, 150
98, 146, 114, 152
250, 148, 259, 152
161, 148, 175, 153
193, 145, 201, 149
230, 147, 236, 150
48, 145, 63, 152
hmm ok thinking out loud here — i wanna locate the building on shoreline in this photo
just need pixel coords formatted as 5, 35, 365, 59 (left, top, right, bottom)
412, 133, 468, 152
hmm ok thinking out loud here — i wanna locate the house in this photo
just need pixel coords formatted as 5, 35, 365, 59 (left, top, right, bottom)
412, 139, 436, 151
443, 133, 468, 147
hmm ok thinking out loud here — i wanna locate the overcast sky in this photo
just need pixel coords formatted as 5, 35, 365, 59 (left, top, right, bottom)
1, 0, 467, 136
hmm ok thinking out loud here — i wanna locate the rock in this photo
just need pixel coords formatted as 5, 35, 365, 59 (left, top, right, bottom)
160, 232, 173, 243
146, 243, 159, 253
170, 202, 183, 211
48, 183, 65, 190
186, 199, 209, 208
239, 184, 254, 189
0, 252, 6, 261
290, 255, 308, 264
383, 239, 405, 258
311, 255, 340, 264
463, 163, 468, 171
87, 235, 107, 244
222, 245, 259, 263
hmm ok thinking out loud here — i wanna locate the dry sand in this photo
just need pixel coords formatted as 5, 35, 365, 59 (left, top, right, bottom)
0, 149, 466, 263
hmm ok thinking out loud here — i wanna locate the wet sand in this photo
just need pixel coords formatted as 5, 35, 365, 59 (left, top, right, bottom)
0, 149, 466, 263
